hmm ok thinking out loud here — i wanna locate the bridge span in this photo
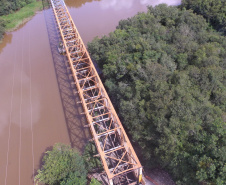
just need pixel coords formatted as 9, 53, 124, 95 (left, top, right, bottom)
49, 0, 143, 184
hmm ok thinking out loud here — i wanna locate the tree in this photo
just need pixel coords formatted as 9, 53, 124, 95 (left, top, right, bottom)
0, 0, 33, 16
88, 4, 226, 184
181, 0, 226, 34
89, 178, 102, 185
83, 141, 103, 172
0, 0, 35, 40
35, 143, 87, 185
0, 18, 5, 40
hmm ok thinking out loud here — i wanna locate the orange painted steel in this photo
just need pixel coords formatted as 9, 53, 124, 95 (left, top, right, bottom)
50, 0, 142, 184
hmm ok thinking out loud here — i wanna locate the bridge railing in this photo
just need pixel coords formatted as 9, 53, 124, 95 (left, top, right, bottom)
50, 0, 143, 184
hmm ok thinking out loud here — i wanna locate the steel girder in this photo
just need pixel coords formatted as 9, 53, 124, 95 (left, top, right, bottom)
50, 0, 142, 184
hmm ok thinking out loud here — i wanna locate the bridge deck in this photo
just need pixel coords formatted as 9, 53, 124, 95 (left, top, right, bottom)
49, 0, 142, 184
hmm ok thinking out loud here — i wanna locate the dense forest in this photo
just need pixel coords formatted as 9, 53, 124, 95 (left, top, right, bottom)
181, 0, 226, 34
88, 3, 226, 185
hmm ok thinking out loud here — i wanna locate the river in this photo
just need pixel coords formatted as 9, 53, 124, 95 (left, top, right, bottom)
0, 0, 181, 184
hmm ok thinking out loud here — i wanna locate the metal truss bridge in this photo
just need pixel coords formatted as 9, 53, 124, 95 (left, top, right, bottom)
49, 0, 143, 184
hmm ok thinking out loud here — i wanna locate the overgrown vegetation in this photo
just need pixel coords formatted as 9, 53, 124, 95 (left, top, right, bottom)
0, 0, 42, 40
83, 141, 103, 172
89, 178, 102, 185
1, 0, 42, 30
0, 18, 5, 40
181, 0, 226, 34
0, 0, 32, 15
35, 143, 103, 185
35, 143, 88, 185
88, 3, 226, 185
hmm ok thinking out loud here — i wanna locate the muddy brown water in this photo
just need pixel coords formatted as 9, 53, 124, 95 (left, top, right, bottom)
0, 0, 181, 184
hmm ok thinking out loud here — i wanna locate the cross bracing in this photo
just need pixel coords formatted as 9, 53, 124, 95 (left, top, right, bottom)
50, 0, 143, 184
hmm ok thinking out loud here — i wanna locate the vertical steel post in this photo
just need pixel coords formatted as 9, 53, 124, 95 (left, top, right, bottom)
49, 0, 143, 184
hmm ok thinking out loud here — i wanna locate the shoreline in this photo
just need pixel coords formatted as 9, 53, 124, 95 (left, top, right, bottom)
4, 11, 41, 33
0, 0, 43, 40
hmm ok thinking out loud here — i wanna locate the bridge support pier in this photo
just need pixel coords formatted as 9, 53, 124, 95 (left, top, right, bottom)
139, 168, 143, 183
109, 179, 114, 185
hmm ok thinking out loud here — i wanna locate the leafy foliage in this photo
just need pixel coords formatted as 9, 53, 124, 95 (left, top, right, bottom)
181, 0, 226, 34
35, 143, 87, 185
83, 141, 103, 172
0, 0, 33, 16
0, 0, 39, 40
89, 178, 102, 185
88, 4, 226, 185
1, 0, 42, 30
0, 18, 5, 40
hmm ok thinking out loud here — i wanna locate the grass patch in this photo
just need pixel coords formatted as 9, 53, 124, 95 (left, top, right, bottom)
1, 0, 43, 31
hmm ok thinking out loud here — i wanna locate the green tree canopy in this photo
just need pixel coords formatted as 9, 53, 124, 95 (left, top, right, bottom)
89, 178, 102, 185
83, 141, 103, 172
0, 18, 5, 39
35, 143, 87, 185
0, 0, 33, 16
181, 0, 226, 34
88, 4, 226, 185
0, 0, 35, 40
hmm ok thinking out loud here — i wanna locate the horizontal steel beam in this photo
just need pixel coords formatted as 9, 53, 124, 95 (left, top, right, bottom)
50, 0, 142, 183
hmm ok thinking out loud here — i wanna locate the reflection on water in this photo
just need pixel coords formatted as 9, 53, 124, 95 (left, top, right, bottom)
0, 33, 12, 54
0, 12, 71, 185
65, 0, 100, 8
100, 0, 181, 10
0, 68, 40, 134
66, 0, 181, 10
0, 0, 182, 184
66, 0, 181, 44
139, 0, 181, 6
0, 17, 35, 54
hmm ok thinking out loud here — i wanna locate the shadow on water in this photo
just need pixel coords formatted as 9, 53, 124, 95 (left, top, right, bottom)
42, 2, 91, 152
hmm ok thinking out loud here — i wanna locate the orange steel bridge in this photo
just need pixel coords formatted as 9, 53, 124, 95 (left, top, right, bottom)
49, 0, 143, 184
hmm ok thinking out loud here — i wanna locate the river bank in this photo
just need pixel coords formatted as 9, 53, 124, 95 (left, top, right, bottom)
0, 1, 184, 184
0, 0, 42, 41
0, 9, 75, 184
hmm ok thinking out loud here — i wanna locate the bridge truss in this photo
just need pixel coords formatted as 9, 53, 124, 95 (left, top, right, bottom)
50, 0, 142, 184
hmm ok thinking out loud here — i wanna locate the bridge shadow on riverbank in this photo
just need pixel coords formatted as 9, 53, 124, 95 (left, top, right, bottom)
43, 8, 91, 152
